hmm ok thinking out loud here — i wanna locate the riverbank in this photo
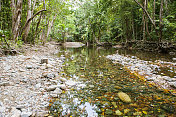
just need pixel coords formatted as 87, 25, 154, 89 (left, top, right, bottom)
0, 42, 69, 116
106, 51, 176, 95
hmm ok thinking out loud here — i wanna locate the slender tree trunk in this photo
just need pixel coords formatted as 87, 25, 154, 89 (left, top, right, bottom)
142, 11, 146, 41
142, 0, 146, 42
159, 0, 164, 43
132, 18, 135, 40
22, 0, 32, 43
0, 0, 1, 11
62, 31, 65, 43
11, 0, 23, 41
125, 18, 130, 46
46, 14, 57, 40
33, 13, 42, 44
145, 0, 150, 39
42, 0, 46, 45
151, 0, 156, 31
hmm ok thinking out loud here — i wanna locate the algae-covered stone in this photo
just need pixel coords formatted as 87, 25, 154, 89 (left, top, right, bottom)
117, 92, 132, 103
115, 110, 123, 115
105, 109, 113, 115
114, 86, 122, 89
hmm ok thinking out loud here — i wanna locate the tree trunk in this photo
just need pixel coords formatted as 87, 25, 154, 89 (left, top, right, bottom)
42, 0, 46, 45
22, 0, 32, 43
145, 0, 150, 39
46, 14, 57, 40
142, 11, 146, 41
159, 0, 164, 43
11, 0, 23, 41
33, 13, 42, 44
151, 0, 156, 31
0, 0, 1, 11
132, 18, 135, 40
20, 9, 46, 36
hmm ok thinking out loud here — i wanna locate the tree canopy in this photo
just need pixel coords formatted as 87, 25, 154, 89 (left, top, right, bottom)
0, 0, 176, 49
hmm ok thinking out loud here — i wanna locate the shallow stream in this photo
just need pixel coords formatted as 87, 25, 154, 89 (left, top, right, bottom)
49, 47, 176, 117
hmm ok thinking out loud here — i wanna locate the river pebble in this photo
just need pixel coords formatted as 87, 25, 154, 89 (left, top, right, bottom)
117, 92, 132, 103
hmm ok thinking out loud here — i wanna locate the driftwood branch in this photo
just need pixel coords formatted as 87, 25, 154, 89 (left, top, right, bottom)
20, 9, 46, 35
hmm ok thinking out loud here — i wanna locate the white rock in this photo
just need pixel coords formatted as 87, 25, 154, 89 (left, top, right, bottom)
46, 64, 53, 68
65, 80, 76, 86
21, 111, 32, 117
173, 58, 176, 61
45, 85, 57, 91
54, 88, 62, 95
50, 93, 58, 98
89, 85, 94, 88
10, 107, 21, 117
35, 83, 41, 88
60, 77, 67, 82
57, 84, 67, 90
4, 65, 11, 71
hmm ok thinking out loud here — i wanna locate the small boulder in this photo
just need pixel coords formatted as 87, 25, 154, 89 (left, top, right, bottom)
117, 92, 132, 103
62, 42, 85, 48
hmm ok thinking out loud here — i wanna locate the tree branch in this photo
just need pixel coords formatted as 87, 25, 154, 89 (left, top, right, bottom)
20, 9, 47, 35
133, 0, 156, 29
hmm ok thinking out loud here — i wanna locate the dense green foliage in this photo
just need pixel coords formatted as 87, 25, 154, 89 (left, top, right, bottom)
0, 0, 176, 48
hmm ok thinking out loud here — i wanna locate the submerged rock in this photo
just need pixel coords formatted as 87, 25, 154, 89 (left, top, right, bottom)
115, 110, 123, 115
117, 92, 132, 103
105, 109, 113, 115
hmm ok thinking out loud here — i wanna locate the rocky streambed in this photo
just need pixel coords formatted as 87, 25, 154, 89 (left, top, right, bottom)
106, 52, 176, 94
1, 44, 176, 117
0, 43, 84, 117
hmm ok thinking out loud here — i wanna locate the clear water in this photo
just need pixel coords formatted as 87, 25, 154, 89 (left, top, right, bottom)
49, 47, 176, 117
